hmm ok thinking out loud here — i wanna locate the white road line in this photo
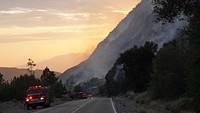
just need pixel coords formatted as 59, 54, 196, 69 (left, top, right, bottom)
110, 98, 117, 113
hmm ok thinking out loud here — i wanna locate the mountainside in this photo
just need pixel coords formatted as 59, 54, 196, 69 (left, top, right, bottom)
59, 0, 187, 87
35, 53, 90, 73
0, 67, 61, 81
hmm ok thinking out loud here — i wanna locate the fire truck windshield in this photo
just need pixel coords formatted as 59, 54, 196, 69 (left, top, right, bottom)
27, 88, 45, 94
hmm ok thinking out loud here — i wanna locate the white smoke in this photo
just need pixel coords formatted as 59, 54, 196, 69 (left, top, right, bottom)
59, 0, 187, 86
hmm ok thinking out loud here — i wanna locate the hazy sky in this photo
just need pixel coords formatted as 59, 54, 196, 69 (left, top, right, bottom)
0, 0, 141, 67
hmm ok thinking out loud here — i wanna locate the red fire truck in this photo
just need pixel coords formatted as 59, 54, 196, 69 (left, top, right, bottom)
24, 86, 51, 109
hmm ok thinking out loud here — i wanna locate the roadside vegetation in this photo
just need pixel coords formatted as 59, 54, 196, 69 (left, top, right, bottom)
0, 66, 67, 113
0, 67, 66, 102
99, 0, 200, 112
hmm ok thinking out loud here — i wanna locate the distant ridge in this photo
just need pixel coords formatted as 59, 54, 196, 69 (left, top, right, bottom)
36, 53, 90, 73
0, 67, 61, 82
18, 53, 90, 73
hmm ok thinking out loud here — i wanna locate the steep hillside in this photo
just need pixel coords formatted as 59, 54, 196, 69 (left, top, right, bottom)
59, 0, 187, 87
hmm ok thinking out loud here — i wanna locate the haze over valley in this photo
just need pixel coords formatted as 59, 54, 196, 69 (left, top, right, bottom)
0, 0, 200, 112
0, 0, 140, 69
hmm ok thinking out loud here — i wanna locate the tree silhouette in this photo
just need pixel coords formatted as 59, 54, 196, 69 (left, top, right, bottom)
149, 40, 187, 100
27, 58, 36, 75
40, 67, 58, 86
0, 73, 5, 85
152, 1, 200, 111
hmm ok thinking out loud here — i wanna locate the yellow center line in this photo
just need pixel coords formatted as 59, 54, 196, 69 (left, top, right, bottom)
71, 99, 95, 113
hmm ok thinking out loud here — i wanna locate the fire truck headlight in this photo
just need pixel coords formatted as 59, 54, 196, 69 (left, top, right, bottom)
26, 99, 30, 102
40, 96, 45, 100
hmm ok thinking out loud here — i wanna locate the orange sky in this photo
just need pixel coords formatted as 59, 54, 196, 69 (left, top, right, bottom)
0, 0, 141, 69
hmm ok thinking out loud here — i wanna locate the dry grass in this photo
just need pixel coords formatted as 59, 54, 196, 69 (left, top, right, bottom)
135, 105, 160, 113
179, 111, 194, 113
0, 109, 3, 113
150, 99, 169, 109
115, 97, 168, 113
116, 92, 173, 113
116, 93, 196, 113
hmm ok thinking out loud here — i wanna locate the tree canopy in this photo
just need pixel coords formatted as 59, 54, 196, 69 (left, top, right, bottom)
149, 40, 187, 100
153, 0, 199, 23
152, 0, 200, 111
105, 42, 158, 96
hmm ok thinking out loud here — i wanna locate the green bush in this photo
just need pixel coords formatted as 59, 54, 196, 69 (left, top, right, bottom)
135, 92, 153, 104
51, 81, 66, 98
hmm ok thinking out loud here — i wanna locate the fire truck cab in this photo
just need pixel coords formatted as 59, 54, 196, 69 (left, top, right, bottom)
24, 86, 51, 110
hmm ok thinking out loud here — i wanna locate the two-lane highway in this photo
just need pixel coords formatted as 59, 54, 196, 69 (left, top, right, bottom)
33, 98, 117, 113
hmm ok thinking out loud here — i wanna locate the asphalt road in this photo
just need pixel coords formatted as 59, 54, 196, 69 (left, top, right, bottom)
33, 97, 117, 113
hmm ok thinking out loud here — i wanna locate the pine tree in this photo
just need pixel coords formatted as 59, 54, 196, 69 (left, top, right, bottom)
40, 67, 58, 86
0, 73, 5, 85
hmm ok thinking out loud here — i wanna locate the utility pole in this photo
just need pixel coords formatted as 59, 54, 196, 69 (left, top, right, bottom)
27, 58, 36, 75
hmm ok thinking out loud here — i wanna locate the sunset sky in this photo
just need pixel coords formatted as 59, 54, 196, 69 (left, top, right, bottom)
0, 0, 141, 69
